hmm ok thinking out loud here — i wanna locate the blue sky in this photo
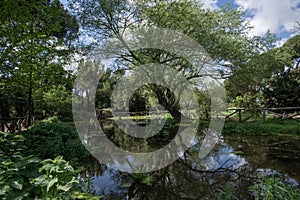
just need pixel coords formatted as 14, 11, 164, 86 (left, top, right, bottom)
62, 0, 300, 46
200, 0, 300, 45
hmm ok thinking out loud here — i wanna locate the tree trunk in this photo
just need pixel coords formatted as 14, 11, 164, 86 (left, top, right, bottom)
27, 83, 33, 126
154, 87, 190, 122
27, 66, 33, 127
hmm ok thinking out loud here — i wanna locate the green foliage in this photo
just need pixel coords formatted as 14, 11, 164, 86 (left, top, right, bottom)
226, 34, 299, 109
270, 38, 298, 108
36, 85, 73, 117
72, 0, 274, 120
234, 93, 264, 110
0, 132, 40, 199
283, 125, 300, 135
282, 35, 300, 59
129, 173, 154, 186
251, 176, 300, 200
223, 119, 300, 136
0, 0, 78, 122
23, 119, 88, 162
31, 156, 79, 199
159, 117, 177, 136
95, 67, 115, 109
0, 132, 100, 199
216, 186, 239, 200
263, 67, 300, 111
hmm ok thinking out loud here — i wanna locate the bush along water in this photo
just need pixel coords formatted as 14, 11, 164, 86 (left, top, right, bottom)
23, 117, 89, 163
223, 118, 300, 136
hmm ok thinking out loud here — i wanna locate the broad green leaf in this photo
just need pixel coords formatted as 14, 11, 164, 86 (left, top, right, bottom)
0, 185, 11, 195
8, 177, 24, 190
57, 177, 79, 192
46, 177, 58, 192
33, 174, 49, 186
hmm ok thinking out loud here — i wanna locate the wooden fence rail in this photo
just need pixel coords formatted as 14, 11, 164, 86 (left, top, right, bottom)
1, 107, 299, 132
225, 107, 300, 122
0, 117, 27, 132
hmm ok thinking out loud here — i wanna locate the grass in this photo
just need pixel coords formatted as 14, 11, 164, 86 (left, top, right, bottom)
108, 113, 172, 120
223, 118, 300, 136
63, 112, 299, 137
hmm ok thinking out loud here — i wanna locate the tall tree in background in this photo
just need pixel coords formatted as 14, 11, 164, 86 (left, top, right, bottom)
263, 35, 300, 111
225, 32, 281, 109
0, 0, 78, 124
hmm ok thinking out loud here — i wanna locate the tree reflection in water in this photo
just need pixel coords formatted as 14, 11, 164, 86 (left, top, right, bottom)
80, 120, 300, 199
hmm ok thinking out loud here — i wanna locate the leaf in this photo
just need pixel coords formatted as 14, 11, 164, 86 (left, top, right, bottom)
121, 182, 132, 188
33, 174, 49, 186
8, 177, 24, 190
141, 176, 153, 185
12, 135, 25, 142
63, 164, 74, 172
39, 163, 52, 172
72, 192, 103, 199
46, 177, 58, 192
57, 177, 79, 192
27, 157, 41, 164
0, 185, 11, 195
2, 161, 13, 166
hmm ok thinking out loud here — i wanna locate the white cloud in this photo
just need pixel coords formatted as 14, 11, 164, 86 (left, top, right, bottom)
275, 37, 289, 47
234, 0, 300, 36
199, 0, 219, 10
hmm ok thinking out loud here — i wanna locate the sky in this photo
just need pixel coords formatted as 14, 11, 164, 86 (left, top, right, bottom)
200, 0, 300, 45
62, 0, 300, 46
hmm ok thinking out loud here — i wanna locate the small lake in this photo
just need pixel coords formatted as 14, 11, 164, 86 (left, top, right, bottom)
80, 119, 300, 199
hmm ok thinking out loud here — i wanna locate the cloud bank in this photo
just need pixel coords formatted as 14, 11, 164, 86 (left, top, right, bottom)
234, 0, 300, 37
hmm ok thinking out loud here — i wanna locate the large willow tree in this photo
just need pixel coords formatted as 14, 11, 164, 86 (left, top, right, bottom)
70, 0, 276, 120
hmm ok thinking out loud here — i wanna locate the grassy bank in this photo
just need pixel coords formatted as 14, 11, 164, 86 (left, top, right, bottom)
222, 118, 300, 136
94, 114, 300, 137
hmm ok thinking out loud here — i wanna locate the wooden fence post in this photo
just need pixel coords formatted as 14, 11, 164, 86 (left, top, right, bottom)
262, 110, 266, 122
238, 109, 242, 122
1, 121, 4, 132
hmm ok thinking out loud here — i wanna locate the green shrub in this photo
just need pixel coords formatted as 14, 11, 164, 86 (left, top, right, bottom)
31, 156, 79, 199
223, 122, 267, 135
223, 119, 300, 136
0, 132, 41, 199
251, 176, 300, 200
0, 132, 100, 199
23, 119, 88, 162
216, 186, 239, 200
283, 126, 300, 135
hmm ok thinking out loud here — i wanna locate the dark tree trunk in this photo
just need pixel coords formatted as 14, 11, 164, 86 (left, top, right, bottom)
27, 66, 34, 127
27, 83, 33, 126
154, 86, 190, 122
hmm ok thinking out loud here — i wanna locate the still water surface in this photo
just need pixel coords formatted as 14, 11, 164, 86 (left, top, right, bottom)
80, 120, 300, 199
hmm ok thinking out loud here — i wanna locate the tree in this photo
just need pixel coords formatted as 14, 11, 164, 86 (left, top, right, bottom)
224, 30, 282, 108
71, 0, 275, 120
263, 35, 300, 111
293, 20, 300, 33
263, 67, 300, 111
0, 0, 78, 124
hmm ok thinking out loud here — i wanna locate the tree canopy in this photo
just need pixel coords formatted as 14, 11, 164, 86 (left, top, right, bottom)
1, 0, 298, 122
70, 0, 283, 119
0, 0, 78, 123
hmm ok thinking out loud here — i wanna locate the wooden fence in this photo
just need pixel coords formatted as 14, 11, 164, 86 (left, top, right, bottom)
225, 107, 300, 122
1, 107, 299, 132
96, 109, 169, 119
0, 117, 27, 132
